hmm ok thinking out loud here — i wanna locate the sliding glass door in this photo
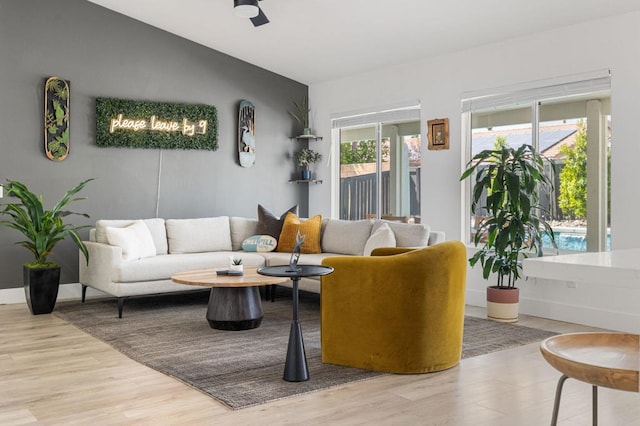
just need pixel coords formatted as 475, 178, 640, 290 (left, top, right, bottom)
338, 120, 421, 221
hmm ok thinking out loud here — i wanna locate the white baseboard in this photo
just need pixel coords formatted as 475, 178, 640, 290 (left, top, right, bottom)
0, 283, 106, 305
465, 288, 639, 333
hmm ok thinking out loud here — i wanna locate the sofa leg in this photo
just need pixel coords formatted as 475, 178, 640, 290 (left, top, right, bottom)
117, 297, 125, 319
81, 285, 87, 303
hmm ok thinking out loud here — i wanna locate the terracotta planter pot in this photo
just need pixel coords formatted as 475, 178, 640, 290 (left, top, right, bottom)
486, 286, 519, 323
24, 265, 61, 315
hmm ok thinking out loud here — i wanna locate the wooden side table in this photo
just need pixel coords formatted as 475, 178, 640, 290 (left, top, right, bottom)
258, 264, 333, 382
540, 332, 639, 425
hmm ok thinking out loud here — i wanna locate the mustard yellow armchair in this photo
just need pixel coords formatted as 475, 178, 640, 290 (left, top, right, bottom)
320, 241, 467, 373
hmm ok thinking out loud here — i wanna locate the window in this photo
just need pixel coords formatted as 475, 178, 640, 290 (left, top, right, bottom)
332, 103, 421, 222
463, 71, 611, 252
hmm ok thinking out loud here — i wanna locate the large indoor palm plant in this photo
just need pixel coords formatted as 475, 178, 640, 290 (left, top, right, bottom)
460, 144, 556, 322
0, 178, 92, 314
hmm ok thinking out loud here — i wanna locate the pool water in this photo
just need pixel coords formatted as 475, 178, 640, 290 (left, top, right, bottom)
542, 231, 611, 252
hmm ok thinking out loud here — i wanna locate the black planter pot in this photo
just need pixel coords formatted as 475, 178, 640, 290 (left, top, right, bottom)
23, 265, 61, 315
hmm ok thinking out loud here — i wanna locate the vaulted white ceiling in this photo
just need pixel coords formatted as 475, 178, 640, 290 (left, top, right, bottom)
87, 0, 640, 85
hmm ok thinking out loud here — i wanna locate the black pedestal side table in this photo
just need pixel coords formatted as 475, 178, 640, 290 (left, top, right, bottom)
257, 264, 334, 382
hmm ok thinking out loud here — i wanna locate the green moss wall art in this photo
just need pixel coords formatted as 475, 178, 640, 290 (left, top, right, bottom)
95, 97, 219, 151
44, 77, 70, 161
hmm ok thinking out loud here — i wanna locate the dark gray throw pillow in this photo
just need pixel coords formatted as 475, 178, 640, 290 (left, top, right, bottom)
256, 204, 298, 239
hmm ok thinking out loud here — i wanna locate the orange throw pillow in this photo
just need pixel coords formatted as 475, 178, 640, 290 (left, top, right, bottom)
277, 213, 322, 254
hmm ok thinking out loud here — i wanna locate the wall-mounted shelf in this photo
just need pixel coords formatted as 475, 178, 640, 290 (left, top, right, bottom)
292, 135, 323, 142
289, 179, 323, 184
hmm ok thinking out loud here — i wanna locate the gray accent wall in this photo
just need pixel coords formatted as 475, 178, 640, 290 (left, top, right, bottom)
0, 0, 307, 289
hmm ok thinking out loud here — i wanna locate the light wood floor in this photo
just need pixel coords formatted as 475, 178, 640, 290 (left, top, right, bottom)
1, 302, 638, 425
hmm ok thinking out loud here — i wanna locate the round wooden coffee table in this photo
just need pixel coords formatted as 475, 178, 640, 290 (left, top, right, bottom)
171, 268, 287, 331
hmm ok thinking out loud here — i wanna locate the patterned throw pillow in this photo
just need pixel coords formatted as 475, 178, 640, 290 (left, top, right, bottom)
241, 235, 277, 252
256, 204, 298, 240
276, 213, 322, 254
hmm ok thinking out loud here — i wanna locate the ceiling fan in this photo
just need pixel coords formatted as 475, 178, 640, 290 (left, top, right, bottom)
234, 0, 270, 27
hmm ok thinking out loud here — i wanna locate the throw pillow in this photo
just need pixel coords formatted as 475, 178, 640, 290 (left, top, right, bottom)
377, 220, 431, 247
242, 235, 277, 252
363, 222, 396, 255
256, 204, 298, 240
105, 220, 156, 262
276, 213, 322, 254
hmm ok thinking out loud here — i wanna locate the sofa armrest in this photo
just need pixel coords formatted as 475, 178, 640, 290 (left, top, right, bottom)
79, 241, 122, 290
428, 231, 445, 246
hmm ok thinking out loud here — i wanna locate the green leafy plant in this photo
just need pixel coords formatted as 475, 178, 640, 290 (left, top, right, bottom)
288, 96, 310, 132
558, 121, 587, 219
0, 179, 93, 267
460, 144, 556, 288
296, 148, 322, 169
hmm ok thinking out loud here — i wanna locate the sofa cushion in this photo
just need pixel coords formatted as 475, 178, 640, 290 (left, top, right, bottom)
112, 252, 266, 283
242, 235, 277, 252
105, 220, 156, 262
321, 218, 374, 256
256, 204, 298, 241
363, 222, 396, 255
376, 220, 431, 247
96, 218, 168, 255
277, 213, 322, 254
230, 216, 259, 250
166, 217, 232, 254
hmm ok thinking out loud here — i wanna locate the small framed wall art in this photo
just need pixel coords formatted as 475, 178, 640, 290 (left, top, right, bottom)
44, 76, 70, 161
427, 118, 449, 151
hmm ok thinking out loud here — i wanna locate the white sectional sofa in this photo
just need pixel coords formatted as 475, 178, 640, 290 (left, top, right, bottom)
79, 216, 444, 317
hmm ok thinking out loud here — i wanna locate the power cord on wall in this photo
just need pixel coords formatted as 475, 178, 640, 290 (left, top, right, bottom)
155, 149, 163, 218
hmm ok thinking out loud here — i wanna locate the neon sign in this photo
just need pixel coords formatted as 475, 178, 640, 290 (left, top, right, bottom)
96, 97, 218, 151
109, 114, 208, 136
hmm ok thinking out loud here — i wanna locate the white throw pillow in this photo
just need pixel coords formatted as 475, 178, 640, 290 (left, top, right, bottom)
96, 218, 167, 255
377, 220, 431, 247
363, 223, 396, 256
105, 220, 157, 262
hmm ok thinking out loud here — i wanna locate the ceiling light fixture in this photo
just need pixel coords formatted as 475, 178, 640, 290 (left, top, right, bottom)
234, 0, 259, 18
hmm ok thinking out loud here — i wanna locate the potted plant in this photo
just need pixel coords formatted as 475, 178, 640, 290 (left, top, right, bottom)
295, 148, 322, 180
460, 144, 556, 322
288, 96, 311, 135
229, 257, 243, 273
0, 179, 92, 314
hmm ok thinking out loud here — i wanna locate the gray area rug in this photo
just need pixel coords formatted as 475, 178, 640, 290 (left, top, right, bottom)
54, 290, 556, 410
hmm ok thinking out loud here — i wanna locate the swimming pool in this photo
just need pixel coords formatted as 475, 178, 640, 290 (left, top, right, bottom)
542, 229, 611, 252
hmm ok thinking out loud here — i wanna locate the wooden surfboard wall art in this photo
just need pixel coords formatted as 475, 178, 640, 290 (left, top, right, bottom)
44, 76, 70, 161
238, 100, 255, 167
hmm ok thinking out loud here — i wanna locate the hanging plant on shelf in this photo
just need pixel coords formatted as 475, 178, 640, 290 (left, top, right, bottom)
44, 77, 70, 161
295, 148, 322, 180
288, 95, 311, 135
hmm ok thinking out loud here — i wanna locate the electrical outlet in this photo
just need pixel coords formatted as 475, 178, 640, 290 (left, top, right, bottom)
567, 281, 577, 288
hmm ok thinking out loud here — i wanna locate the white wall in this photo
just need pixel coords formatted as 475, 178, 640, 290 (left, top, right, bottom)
309, 11, 640, 332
